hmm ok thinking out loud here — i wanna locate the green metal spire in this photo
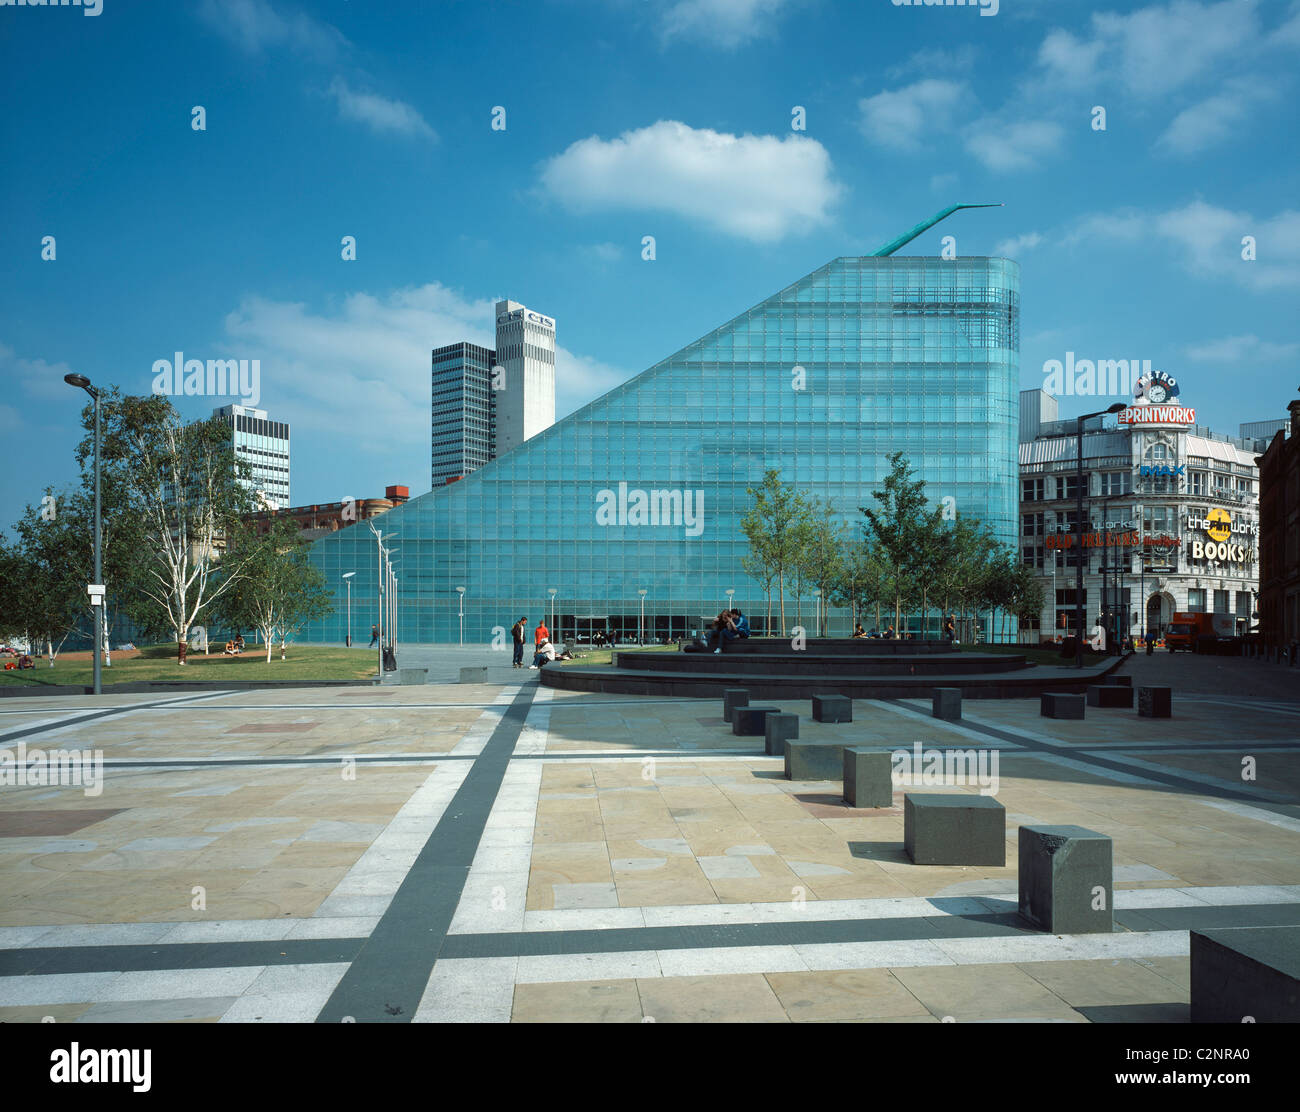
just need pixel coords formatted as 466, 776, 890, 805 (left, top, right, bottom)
871, 203, 1004, 257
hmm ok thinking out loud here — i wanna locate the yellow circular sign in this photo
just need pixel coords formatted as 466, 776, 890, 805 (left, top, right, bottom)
1206, 508, 1231, 543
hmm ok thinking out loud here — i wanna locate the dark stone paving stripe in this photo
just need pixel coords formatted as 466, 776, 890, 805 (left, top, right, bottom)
4, 901, 1299, 977
886, 700, 1300, 820
0, 690, 235, 746
0, 937, 364, 977
441, 900, 1300, 960
313, 684, 538, 1023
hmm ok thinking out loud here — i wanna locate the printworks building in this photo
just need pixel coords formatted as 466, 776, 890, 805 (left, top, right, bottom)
1018, 381, 1266, 643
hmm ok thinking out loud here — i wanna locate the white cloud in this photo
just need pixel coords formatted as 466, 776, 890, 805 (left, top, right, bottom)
659, 0, 796, 48
0, 342, 86, 404
216, 284, 629, 461
328, 78, 436, 140
1184, 334, 1300, 362
993, 232, 1043, 257
963, 119, 1063, 172
858, 80, 969, 151
885, 45, 978, 81
580, 242, 623, 264
1035, 28, 1106, 89
1037, 0, 1262, 98
1156, 78, 1273, 154
1065, 201, 1300, 288
538, 121, 841, 243
197, 0, 346, 60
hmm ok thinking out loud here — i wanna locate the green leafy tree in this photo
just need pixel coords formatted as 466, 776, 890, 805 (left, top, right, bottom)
797, 499, 846, 637
860, 453, 945, 635
741, 470, 809, 636
97, 394, 259, 663
212, 521, 333, 662
0, 494, 87, 663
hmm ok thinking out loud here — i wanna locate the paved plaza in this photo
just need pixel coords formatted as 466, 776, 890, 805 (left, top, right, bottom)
0, 652, 1297, 1023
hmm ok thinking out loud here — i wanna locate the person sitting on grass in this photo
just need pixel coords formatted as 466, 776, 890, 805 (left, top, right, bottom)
529, 639, 573, 668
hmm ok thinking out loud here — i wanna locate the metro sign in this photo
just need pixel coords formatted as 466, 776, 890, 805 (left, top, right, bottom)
1117, 405, 1195, 426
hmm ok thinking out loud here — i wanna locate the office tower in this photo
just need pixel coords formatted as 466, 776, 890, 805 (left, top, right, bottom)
212, 404, 290, 509
431, 342, 496, 486
493, 300, 556, 456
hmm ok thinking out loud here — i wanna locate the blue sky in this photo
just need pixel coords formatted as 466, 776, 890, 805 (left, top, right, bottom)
2, 0, 1298, 529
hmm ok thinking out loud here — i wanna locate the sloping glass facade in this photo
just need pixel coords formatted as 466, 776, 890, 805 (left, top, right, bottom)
303, 255, 1020, 644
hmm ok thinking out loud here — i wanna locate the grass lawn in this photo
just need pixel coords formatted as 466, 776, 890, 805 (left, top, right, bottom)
554, 644, 679, 667
0, 643, 377, 687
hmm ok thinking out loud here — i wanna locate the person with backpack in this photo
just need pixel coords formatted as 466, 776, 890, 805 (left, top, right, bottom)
511, 617, 527, 668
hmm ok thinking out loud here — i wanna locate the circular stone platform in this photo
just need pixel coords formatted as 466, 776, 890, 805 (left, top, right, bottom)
541, 638, 1122, 700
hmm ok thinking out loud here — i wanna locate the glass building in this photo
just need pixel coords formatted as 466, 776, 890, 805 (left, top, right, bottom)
302, 255, 1020, 644
431, 342, 496, 487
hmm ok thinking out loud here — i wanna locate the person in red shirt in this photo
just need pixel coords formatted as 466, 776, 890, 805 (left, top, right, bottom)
534, 620, 549, 648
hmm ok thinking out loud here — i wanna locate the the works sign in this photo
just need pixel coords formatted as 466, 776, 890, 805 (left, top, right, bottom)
1188, 509, 1255, 564
1117, 405, 1195, 426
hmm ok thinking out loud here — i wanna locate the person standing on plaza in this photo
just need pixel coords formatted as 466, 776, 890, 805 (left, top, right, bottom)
944, 615, 956, 644
511, 617, 527, 668
368, 623, 379, 648
535, 618, 549, 651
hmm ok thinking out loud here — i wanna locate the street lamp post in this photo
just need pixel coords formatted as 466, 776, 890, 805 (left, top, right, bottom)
637, 589, 648, 645
548, 588, 557, 644
457, 587, 466, 646
1096, 490, 1134, 653
342, 572, 355, 646
813, 588, 822, 638
1074, 404, 1126, 668
64, 374, 102, 696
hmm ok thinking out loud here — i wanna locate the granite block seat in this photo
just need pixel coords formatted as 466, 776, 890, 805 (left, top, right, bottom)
812, 694, 852, 723
722, 688, 749, 724
458, 666, 487, 684
400, 668, 428, 686
785, 739, 845, 781
844, 748, 892, 808
1041, 692, 1085, 719
1191, 927, 1300, 1023
1087, 684, 1134, 708
764, 712, 799, 757
1103, 674, 1133, 686
732, 706, 779, 737
932, 687, 961, 720
903, 794, 1005, 866
1138, 686, 1172, 718
1018, 825, 1113, 934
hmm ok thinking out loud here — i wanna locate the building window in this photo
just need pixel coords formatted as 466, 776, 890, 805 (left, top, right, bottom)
1101, 472, 1127, 496
1190, 471, 1206, 496
1022, 546, 1044, 569
1236, 591, 1252, 617
1022, 477, 1045, 502
1058, 475, 1081, 500
1213, 589, 1230, 614
1188, 589, 1206, 613
1022, 512, 1044, 538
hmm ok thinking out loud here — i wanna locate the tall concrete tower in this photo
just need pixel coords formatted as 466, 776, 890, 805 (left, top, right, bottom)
493, 299, 555, 455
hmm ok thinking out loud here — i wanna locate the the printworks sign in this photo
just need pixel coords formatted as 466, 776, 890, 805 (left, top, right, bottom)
1117, 370, 1194, 425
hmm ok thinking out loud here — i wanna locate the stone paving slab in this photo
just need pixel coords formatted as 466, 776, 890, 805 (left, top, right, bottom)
1, 656, 1296, 1023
